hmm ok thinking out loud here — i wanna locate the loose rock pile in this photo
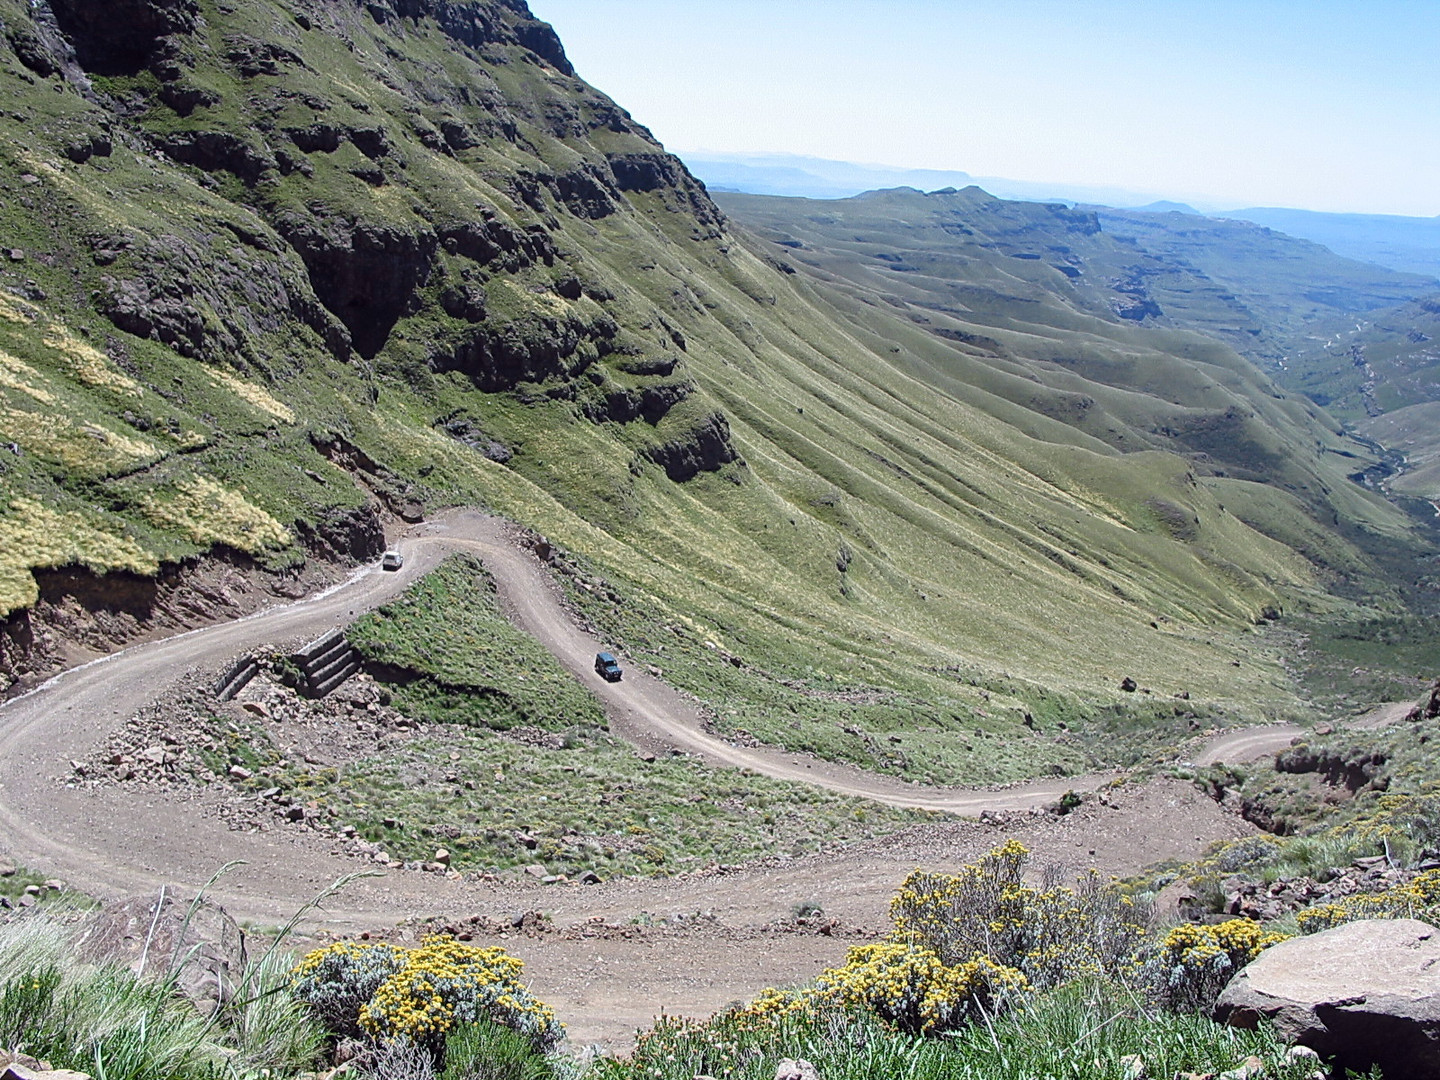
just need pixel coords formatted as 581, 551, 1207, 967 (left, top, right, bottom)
1217, 855, 1440, 922
66, 665, 416, 794
56, 661, 583, 875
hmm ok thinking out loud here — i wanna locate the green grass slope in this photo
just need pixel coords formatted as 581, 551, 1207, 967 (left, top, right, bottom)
0, 0, 1427, 778
1283, 295, 1440, 422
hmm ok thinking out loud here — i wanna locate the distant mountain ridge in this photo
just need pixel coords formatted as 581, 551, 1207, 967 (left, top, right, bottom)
1223, 208, 1440, 279
679, 150, 1176, 209
684, 152, 1440, 280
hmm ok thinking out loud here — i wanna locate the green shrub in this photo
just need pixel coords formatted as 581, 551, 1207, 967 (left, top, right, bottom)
441, 1017, 555, 1080
0, 959, 221, 1080
0, 964, 64, 1053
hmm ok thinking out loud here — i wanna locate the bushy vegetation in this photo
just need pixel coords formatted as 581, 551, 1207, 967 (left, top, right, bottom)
1294, 868, 1440, 934
590, 841, 1325, 1080
1145, 920, 1291, 1010
3, 838, 1399, 1080
595, 980, 1318, 1080
887, 839, 1150, 987
291, 938, 561, 1057
0, 910, 324, 1080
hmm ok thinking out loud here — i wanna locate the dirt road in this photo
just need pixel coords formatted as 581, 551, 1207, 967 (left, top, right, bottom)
0, 509, 1298, 1046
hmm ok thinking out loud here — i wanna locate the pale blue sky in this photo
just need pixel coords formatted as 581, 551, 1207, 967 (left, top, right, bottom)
526, 1, 1439, 216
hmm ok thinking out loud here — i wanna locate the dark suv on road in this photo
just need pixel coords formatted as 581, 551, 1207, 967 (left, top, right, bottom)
594, 652, 622, 682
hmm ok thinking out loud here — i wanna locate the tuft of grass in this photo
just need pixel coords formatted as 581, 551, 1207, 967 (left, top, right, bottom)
137, 476, 293, 554
0, 497, 158, 617
0, 916, 224, 1080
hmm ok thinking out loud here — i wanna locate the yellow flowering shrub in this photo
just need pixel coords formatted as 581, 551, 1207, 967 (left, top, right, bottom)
816, 942, 1026, 1034
290, 940, 406, 1039
1295, 869, 1440, 934
726, 986, 822, 1030
888, 840, 1149, 989
1149, 920, 1289, 1010
359, 937, 561, 1052
291, 937, 561, 1053
890, 839, 1028, 964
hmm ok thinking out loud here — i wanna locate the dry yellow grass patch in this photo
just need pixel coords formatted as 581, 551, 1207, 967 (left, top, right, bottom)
0, 498, 158, 616
0, 405, 161, 474
0, 351, 56, 404
0, 294, 35, 324
202, 367, 295, 423
138, 476, 291, 552
42, 328, 142, 397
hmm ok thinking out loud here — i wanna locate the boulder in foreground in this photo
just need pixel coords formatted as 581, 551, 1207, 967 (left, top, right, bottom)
1214, 917, 1440, 1078
72, 891, 247, 1013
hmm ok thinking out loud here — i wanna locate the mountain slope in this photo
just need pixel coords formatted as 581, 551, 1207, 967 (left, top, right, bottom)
1091, 207, 1437, 360
0, 0, 1424, 779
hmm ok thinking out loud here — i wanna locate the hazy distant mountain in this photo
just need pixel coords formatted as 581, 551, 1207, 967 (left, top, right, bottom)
679, 151, 1173, 208
684, 154, 1440, 281
1093, 207, 1437, 352
1134, 201, 1202, 215
1224, 208, 1440, 279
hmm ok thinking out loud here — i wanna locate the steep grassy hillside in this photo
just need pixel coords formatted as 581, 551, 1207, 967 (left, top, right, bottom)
718, 188, 1416, 567
0, 0, 1426, 778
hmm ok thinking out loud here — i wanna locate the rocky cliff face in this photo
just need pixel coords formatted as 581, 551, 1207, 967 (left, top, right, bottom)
22, 0, 722, 383
0, 0, 742, 679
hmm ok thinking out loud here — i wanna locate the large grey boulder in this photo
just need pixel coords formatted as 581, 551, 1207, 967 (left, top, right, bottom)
72, 891, 247, 1014
1214, 918, 1440, 1078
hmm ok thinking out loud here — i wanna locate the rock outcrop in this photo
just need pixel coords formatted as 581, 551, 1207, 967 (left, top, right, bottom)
73, 893, 248, 1014
643, 412, 740, 482
1215, 917, 1440, 1079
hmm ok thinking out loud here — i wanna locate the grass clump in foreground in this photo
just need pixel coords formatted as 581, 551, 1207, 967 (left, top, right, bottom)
0, 905, 324, 1080
0, 883, 570, 1080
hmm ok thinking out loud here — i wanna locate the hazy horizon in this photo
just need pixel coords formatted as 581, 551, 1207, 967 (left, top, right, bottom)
674, 149, 1440, 221
527, 0, 1440, 219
